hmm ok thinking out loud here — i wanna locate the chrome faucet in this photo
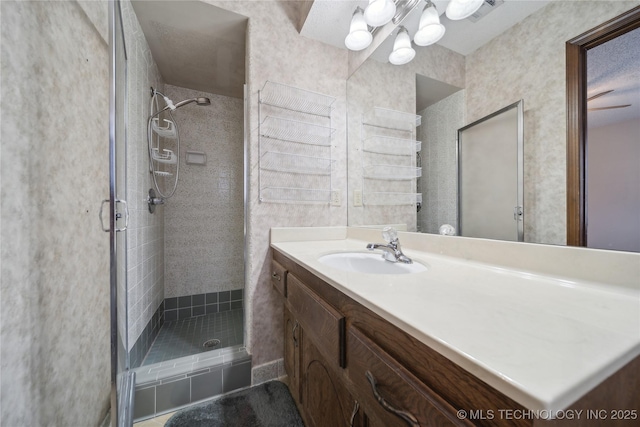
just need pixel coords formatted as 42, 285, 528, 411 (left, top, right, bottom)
366, 227, 412, 264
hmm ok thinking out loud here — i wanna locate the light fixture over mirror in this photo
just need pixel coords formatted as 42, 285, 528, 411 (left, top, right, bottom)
414, 1, 446, 46
364, 0, 397, 27
343, 0, 481, 61
446, 0, 484, 21
389, 26, 416, 65
345, 7, 373, 51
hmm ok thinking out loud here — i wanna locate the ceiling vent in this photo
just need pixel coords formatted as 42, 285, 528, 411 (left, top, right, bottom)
467, 0, 504, 23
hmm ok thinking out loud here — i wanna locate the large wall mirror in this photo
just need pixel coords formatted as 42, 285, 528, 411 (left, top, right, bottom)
346, 0, 639, 249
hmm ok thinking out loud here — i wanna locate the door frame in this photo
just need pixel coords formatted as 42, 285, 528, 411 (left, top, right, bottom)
566, 6, 640, 246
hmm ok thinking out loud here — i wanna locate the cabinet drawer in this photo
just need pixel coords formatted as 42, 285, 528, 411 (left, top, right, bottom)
271, 260, 287, 297
287, 274, 345, 368
347, 327, 473, 427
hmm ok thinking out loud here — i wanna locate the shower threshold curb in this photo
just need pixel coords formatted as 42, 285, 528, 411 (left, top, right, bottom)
134, 344, 249, 386
133, 345, 252, 421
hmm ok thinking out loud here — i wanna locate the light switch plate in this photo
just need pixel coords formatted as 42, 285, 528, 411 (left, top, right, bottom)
353, 190, 363, 207
331, 190, 341, 206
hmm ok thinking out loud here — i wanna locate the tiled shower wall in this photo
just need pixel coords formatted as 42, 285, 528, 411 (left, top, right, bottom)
417, 91, 465, 234
163, 85, 244, 298
122, 0, 166, 356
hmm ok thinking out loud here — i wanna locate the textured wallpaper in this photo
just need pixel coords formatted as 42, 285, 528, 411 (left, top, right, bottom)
465, 0, 639, 245
163, 85, 244, 298
1, 0, 110, 424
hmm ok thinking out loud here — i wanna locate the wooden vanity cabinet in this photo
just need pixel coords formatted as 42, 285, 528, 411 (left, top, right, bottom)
272, 252, 527, 427
272, 251, 640, 427
273, 260, 363, 426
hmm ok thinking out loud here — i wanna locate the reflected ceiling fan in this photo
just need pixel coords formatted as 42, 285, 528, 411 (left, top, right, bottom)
587, 89, 632, 111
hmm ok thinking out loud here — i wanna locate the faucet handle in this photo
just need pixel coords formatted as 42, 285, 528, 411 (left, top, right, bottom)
382, 227, 398, 243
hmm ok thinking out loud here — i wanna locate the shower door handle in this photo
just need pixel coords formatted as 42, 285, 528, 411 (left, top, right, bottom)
115, 199, 129, 231
100, 199, 129, 232
513, 206, 523, 221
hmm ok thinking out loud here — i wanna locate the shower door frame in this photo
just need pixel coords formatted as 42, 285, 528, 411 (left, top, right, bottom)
456, 100, 524, 242
109, 0, 134, 425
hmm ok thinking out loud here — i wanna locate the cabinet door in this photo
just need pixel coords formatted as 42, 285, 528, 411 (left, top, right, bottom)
284, 307, 301, 403
287, 273, 345, 368
302, 332, 361, 427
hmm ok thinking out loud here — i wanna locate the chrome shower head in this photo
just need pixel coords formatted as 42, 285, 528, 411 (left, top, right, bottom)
172, 97, 211, 110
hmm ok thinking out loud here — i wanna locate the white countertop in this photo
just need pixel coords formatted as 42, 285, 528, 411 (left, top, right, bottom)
270, 227, 640, 413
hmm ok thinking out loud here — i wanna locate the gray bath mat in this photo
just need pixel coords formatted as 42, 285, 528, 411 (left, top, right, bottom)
165, 380, 304, 427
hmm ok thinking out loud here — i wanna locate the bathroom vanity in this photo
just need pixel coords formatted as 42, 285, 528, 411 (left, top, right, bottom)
270, 227, 639, 426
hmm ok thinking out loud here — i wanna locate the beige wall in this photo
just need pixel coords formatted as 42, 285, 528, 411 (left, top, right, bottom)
163, 85, 244, 298
465, 0, 639, 245
1, 0, 110, 424
587, 118, 640, 252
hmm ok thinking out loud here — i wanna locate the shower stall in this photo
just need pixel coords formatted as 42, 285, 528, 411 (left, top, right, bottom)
110, 0, 250, 422
128, 84, 246, 368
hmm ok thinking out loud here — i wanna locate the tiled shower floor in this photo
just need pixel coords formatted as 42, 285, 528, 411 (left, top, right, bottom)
142, 309, 244, 366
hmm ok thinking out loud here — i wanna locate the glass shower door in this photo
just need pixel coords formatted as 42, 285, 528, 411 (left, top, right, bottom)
457, 100, 524, 241
109, 0, 133, 425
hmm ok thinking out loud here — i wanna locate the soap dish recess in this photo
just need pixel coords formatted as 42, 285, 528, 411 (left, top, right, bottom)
186, 151, 206, 165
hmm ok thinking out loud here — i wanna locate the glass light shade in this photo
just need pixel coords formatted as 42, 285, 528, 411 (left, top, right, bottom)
445, 0, 484, 21
414, 4, 445, 46
388, 27, 415, 65
345, 7, 373, 51
364, 0, 396, 27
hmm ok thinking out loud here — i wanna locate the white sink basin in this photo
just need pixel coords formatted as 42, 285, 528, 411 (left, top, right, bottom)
318, 252, 428, 275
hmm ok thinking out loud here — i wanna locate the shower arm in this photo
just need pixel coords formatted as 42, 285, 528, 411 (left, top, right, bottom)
152, 98, 197, 116
150, 88, 210, 117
